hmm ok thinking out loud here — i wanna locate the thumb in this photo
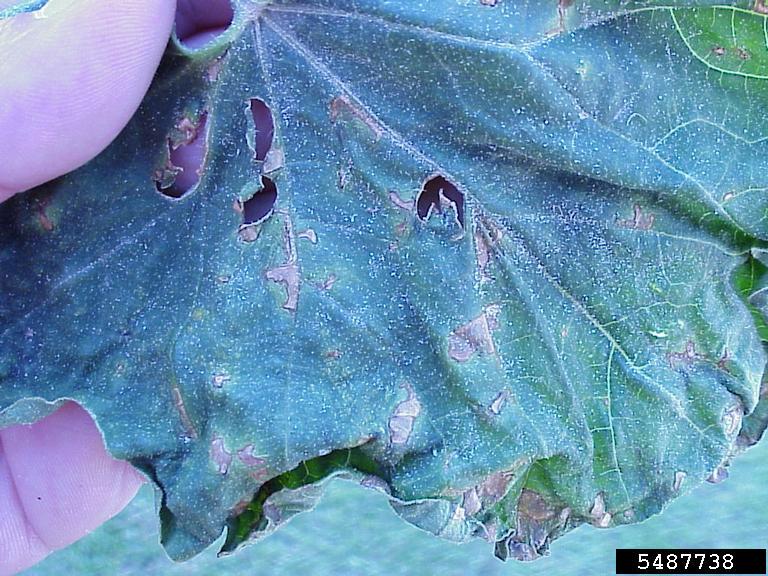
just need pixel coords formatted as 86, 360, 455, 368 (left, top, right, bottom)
0, 0, 177, 201
0, 401, 145, 575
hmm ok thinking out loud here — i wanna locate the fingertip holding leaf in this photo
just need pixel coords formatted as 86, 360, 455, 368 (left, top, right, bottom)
2, 0, 768, 566
0, 0, 176, 196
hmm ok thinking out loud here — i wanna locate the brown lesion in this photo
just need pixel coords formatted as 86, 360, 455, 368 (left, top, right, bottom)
329, 94, 383, 141
475, 215, 503, 282
171, 385, 198, 439
297, 229, 317, 244
32, 189, 56, 232
210, 435, 233, 475
388, 382, 422, 445
496, 489, 571, 561
265, 214, 301, 311
754, 0, 768, 14
666, 340, 704, 369
447, 304, 502, 362
717, 348, 731, 371
617, 204, 654, 231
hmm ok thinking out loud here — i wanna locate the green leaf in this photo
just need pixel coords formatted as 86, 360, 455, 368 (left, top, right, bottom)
2, 0, 768, 562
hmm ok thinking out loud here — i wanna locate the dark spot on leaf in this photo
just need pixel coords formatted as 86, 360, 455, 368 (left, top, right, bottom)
155, 112, 208, 199
712, 46, 726, 56
480, 0, 499, 5
249, 98, 275, 162
242, 176, 277, 226
736, 47, 751, 60
416, 174, 465, 228
175, 0, 234, 48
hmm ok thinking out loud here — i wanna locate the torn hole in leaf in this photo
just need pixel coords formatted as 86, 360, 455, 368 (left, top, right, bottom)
248, 98, 275, 162
238, 177, 277, 242
154, 112, 208, 199
416, 174, 465, 228
175, 0, 234, 49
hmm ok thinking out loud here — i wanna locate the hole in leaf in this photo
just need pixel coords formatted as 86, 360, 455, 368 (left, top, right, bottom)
242, 176, 277, 226
175, 0, 234, 49
155, 112, 208, 199
416, 175, 465, 228
249, 98, 275, 162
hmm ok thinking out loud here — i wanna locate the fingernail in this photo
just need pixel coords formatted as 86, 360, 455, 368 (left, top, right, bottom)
0, 0, 50, 20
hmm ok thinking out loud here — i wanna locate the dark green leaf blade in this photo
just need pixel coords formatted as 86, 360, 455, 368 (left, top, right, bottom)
1, 0, 767, 562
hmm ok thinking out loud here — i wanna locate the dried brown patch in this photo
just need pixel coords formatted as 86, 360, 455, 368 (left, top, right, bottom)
667, 340, 704, 369
210, 436, 232, 475
298, 229, 318, 244
475, 216, 503, 282
389, 190, 414, 212
722, 402, 743, 437
330, 94, 382, 140
316, 274, 337, 291
266, 264, 300, 311
171, 385, 198, 439
673, 470, 686, 492
477, 470, 515, 503
489, 390, 509, 415
237, 444, 267, 467
265, 216, 301, 311
590, 493, 611, 527
33, 190, 56, 232
211, 372, 231, 388
388, 382, 422, 445
617, 204, 654, 231
448, 304, 502, 362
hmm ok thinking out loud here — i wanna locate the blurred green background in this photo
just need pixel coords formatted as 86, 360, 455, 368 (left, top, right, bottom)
23, 440, 767, 576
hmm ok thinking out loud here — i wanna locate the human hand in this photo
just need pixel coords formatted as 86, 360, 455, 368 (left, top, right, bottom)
0, 402, 145, 574
0, 0, 178, 573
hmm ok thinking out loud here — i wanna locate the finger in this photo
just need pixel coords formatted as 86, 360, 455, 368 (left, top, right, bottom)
0, 401, 144, 574
0, 0, 177, 201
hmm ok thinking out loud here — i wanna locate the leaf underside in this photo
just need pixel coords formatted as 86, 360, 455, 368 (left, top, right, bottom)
2, 0, 768, 562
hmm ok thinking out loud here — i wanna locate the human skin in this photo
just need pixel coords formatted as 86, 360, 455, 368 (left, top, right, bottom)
1, 0, 235, 570
0, 0, 176, 573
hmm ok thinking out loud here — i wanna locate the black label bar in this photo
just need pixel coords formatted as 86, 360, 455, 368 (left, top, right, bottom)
616, 549, 766, 574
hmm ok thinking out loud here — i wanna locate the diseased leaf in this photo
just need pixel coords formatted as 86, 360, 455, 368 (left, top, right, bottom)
2, 0, 768, 562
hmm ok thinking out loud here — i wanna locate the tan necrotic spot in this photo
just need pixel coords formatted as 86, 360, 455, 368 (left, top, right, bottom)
673, 471, 686, 492
236, 444, 267, 467
617, 204, 654, 231
298, 229, 318, 243
210, 436, 233, 475
448, 305, 501, 362
590, 493, 611, 527
388, 382, 422, 445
